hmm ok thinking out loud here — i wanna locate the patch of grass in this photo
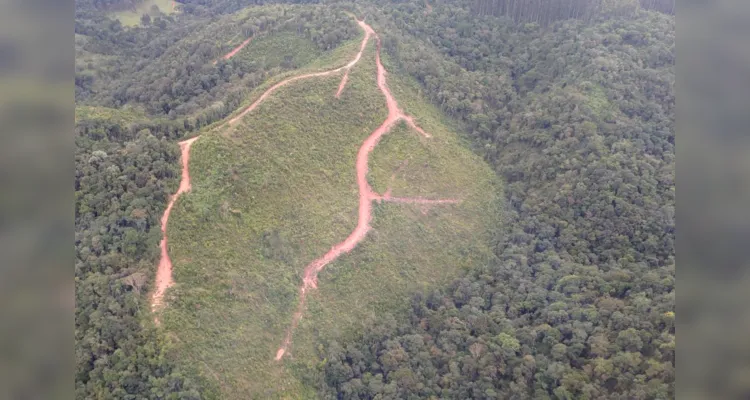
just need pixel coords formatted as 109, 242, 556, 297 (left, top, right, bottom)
201, 33, 365, 133
162, 36, 500, 398
75, 105, 149, 125
232, 32, 321, 72
579, 81, 617, 120
110, 0, 176, 27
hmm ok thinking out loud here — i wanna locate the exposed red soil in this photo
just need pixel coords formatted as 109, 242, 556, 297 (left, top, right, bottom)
211, 36, 253, 65
151, 19, 372, 318
149, 17, 460, 357
219, 37, 253, 62
228, 22, 373, 125
151, 136, 199, 320
275, 20, 458, 361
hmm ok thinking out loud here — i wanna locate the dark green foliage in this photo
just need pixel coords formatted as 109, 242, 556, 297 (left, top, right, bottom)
76, 5, 357, 124
75, 0, 674, 397
74, 5, 361, 398
75, 117, 210, 398
77, 0, 147, 13
320, 2, 674, 399
177, 0, 322, 16
470, 0, 674, 26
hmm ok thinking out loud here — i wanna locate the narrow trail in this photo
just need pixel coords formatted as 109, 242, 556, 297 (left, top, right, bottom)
151, 136, 199, 321
149, 17, 460, 358
274, 21, 459, 361
424, 0, 433, 15
151, 19, 372, 319
228, 21, 372, 125
214, 37, 253, 65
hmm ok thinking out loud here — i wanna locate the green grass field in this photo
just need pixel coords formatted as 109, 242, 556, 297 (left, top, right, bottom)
160, 36, 501, 398
75, 105, 147, 125
231, 32, 321, 72
110, 0, 176, 27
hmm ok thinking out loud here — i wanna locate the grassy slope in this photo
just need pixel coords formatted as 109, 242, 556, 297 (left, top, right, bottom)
110, 0, 176, 27
75, 105, 148, 125
231, 32, 321, 71
162, 37, 500, 398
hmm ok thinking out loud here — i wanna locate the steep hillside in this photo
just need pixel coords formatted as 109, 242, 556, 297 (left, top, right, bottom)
320, 3, 674, 399
157, 20, 499, 398
75, 1, 674, 399
76, 5, 357, 122
74, 5, 366, 398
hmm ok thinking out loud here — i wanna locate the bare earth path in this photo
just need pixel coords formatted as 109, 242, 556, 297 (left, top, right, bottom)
227, 20, 372, 126
151, 137, 199, 319
152, 18, 373, 320
222, 37, 253, 61
151, 17, 459, 358
212, 37, 253, 65
274, 21, 458, 360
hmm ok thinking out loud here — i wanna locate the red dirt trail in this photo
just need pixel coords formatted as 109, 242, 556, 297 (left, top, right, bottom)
274, 21, 458, 361
152, 19, 372, 318
213, 37, 253, 65
151, 136, 199, 318
228, 21, 372, 125
149, 17, 459, 356
222, 37, 253, 60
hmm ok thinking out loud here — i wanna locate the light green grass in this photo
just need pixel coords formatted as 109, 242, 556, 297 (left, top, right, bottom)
578, 81, 617, 120
232, 32, 321, 71
162, 37, 500, 398
197, 32, 366, 135
110, 0, 176, 27
75, 105, 149, 125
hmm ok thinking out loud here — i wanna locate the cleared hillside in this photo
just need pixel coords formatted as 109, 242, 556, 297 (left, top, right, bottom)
159, 26, 500, 398
75, 1, 674, 399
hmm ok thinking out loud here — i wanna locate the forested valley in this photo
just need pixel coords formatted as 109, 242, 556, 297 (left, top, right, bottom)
75, 0, 674, 398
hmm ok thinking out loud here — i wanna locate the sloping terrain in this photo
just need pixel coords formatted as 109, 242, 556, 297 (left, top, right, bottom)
109, 0, 177, 26
158, 22, 499, 398
75, 1, 674, 399
319, 3, 674, 399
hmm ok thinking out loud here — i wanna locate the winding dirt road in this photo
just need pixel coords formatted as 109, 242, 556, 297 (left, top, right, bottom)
151, 17, 459, 355
222, 37, 253, 60
152, 19, 372, 320
151, 137, 199, 318
274, 21, 458, 361
227, 21, 372, 125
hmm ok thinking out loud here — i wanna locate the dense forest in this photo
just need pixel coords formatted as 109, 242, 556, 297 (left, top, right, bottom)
75, 0, 674, 398
470, 0, 674, 25
76, 5, 357, 124
319, 1, 674, 399
74, 110, 206, 398
74, 4, 359, 398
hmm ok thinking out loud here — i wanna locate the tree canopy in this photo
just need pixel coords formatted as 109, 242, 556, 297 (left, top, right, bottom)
75, 0, 674, 398
319, 1, 674, 398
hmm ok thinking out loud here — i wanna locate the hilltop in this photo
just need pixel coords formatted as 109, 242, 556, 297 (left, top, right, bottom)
75, 1, 674, 399
160, 18, 499, 397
